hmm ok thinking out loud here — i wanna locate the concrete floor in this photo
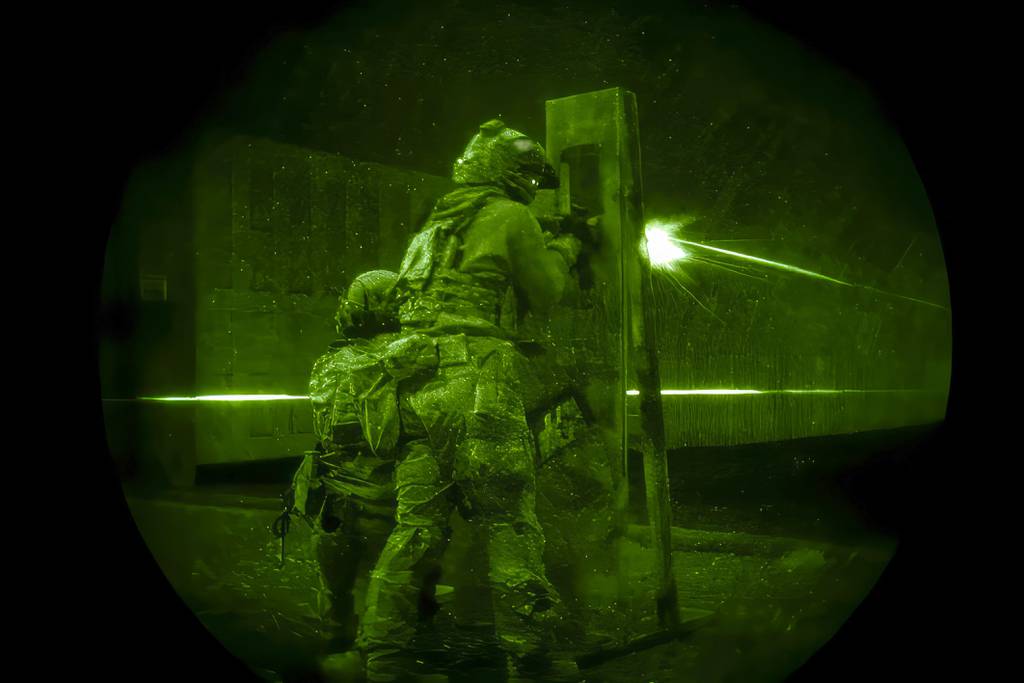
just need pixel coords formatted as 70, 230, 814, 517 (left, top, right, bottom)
127, 487, 893, 682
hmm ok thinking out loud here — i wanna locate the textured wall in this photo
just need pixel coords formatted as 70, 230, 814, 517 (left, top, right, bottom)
191, 136, 452, 464
186, 128, 949, 463
100, 158, 199, 484
189, 0, 951, 447
104, 0, 952, 465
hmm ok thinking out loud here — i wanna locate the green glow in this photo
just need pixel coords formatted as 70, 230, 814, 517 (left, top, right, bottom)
626, 389, 761, 396
122, 390, 929, 401
625, 389, 927, 396
643, 220, 946, 310
137, 394, 310, 402
642, 220, 689, 269
674, 239, 848, 286
771, 389, 923, 395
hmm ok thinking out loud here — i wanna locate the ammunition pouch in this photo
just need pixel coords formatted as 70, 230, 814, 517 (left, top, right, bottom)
311, 332, 440, 459
291, 450, 325, 522
354, 333, 439, 456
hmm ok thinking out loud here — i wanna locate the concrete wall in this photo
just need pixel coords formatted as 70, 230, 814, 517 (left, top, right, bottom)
102, 133, 949, 478
191, 136, 453, 465
187, 132, 950, 465
100, 157, 199, 485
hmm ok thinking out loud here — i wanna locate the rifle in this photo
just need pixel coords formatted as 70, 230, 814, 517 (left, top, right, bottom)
538, 203, 602, 250
271, 450, 320, 568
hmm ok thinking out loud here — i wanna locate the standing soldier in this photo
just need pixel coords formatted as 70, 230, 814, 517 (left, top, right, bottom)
357, 120, 584, 682
289, 269, 439, 679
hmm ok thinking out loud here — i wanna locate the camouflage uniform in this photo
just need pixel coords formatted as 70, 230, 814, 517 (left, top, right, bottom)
358, 121, 582, 681
294, 272, 438, 654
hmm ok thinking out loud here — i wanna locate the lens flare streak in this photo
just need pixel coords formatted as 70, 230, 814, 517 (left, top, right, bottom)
676, 239, 848, 285
625, 388, 929, 396
643, 221, 947, 310
128, 394, 310, 402
106, 389, 930, 402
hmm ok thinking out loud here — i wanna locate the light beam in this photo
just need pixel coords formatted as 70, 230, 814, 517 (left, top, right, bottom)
625, 388, 928, 396
642, 221, 689, 269
644, 219, 947, 310
106, 389, 930, 402
133, 394, 310, 402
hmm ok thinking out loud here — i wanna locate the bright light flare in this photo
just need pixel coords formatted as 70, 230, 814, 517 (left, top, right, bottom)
642, 221, 688, 270
625, 388, 927, 396
626, 389, 761, 396
136, 394, 310, 402
642, 218, 946, 310
112, 390, 928, 401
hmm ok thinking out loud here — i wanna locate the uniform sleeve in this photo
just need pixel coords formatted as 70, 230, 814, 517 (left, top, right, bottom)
500, 202, 572, 314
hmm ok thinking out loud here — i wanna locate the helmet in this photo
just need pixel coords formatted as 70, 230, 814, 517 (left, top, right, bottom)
335, 270, 399, 337
452, 119, 559, 193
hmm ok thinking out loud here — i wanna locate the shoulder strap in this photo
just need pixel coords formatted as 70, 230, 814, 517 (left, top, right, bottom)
395, 188, 504, 293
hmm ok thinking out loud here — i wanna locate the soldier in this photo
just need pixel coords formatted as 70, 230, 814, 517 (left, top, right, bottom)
289, 269, 439, 680
357, 120, 584, 682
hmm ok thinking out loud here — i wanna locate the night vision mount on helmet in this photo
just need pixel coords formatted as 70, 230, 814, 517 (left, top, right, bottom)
452, 119, 559, 192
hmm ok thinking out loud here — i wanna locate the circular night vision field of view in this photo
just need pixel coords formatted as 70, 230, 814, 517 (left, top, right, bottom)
98, 1, 951, 681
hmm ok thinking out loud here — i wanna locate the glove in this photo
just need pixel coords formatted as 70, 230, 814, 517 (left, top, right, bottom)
547, 233, 583, 266
561, 212, 601, 249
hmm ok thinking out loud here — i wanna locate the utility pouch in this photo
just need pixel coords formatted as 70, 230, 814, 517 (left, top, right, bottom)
353, 333, 441, 458
381, 332, 439, 380
292, 450, 324, 520
436, 333, 470, 368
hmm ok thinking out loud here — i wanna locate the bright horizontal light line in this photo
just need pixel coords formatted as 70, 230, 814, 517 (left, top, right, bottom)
626, 389, 928, 396
626, 389, 762, 396
773, 389, 925, 394
677, 238, 946, 310
135, 394, 310, 402
675, 239, 849, 286
110, 389, 932, 402
644, 219, 947, 310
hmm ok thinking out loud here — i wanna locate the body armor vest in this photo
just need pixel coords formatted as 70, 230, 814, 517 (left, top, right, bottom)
395, 186, 513, 335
